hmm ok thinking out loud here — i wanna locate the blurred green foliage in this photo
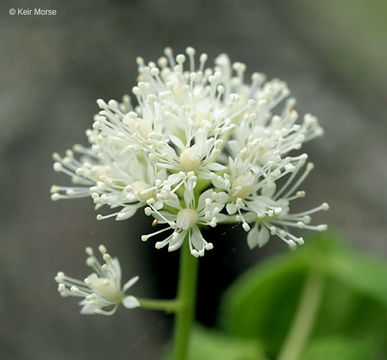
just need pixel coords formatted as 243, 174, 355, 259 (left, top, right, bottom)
176, 232, 387, 359
288, 0, 387, 95
299, 337, 371, 360
184, 326, 264, 360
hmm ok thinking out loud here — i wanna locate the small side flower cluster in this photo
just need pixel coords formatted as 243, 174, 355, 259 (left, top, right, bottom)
55, 245, 139, 315
51, 47, 328, 256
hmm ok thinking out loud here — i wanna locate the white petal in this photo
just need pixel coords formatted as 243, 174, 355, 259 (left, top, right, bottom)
197, 189, 214, 210
169, 135, 185, 149
247, 224, 259, 249
258, 226, 270, 248
85, 273, 98, 287
262, 183, 276, 197
226, 203, 237, 215
207, 162, 227, 171
216, 192, 229, 203
167, 173, 182, 185
123, 295, 140, 309
184, 186, 195, 208
123, 275, 139, 292
94, 306, 118, 316
111, 258, 122, 281
116, 206, 138, 220
177, 214, 190, 230
211, 175, 229, 190
80, 301, 99, 315
153, 200, 163, 210
168, 231, 185, 252
190, 227, 205, 253
199, 170, 214, 180
228, 140, 240, 154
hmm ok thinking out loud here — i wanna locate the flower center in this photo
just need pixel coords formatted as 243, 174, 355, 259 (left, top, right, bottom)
90, 165, 112, 182
177, 208, 199, 230
94, 278, 121, 301
242, 143, 269, 161
123, 115, 151, 138
194, 101, 211, 126
195, 111, 211, 125
230, 175, 254, 201
179, 147, 201, 171
131, 181, 155, 201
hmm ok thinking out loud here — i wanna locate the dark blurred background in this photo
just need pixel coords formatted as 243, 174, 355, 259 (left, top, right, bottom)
1, 0, 386, 359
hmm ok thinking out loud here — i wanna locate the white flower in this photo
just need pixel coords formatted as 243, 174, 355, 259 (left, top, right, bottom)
51, 140, 169, 221
141, 173, 228, 257
51, 46, 328, 253
226, 158, 329, 249
55, 245, 140, 315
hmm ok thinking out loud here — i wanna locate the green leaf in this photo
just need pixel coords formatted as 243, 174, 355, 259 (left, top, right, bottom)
219, 250, 308, 355
318, 250, 387, 308
300, 336, 371, 360
163, 326, 265, 360
188, 327, 265, 360
219, 232, 387, 357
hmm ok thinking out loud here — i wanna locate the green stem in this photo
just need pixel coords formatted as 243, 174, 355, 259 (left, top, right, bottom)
172, 238, 199, 360
277, 272, 324, 360
138, 298, 180, 313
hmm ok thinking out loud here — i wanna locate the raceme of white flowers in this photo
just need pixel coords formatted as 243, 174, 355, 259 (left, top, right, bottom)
55, 245, 140, 315
51, 46, 329, 257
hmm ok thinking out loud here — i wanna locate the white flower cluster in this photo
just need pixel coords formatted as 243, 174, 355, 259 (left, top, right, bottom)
51, 47, 328, 256
55, 245, 139, 315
